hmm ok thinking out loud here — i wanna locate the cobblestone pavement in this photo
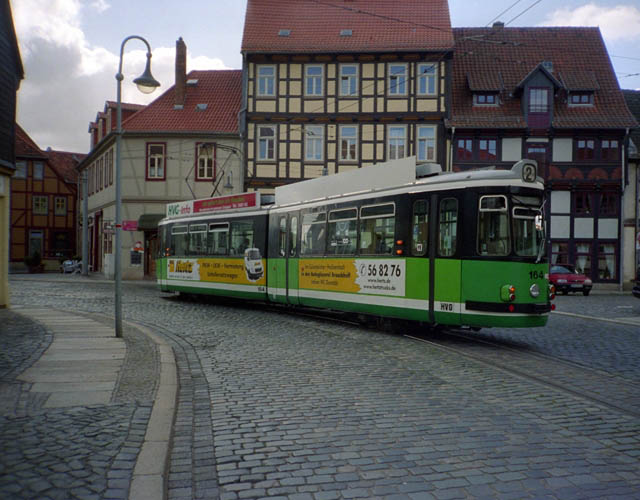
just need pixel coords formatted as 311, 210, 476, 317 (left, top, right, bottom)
5, 275, 640, 499
0, 287, 157, 500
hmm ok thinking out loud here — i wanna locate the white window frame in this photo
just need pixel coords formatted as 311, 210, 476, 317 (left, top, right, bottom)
388, 63, 408, 96
33, 195, 48, 215
417, 125, 437, 162
417, 63, 437, 96
388, 125, 408, 160
34, 161, 44, 180
197, 144, 215, 180
339, 64, 358, 96
257, 125, 277, 161
54, 196, 66, 216
257, 65, 275, 97
14, 160, 26, 179
146, 143, 165, 179
305, 125, 324, 162
339, 125, 358, 161
305, 65, 324, 96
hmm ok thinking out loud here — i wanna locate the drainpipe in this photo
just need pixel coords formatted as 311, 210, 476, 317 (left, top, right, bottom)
620, 128, 628, 292
449, 127, 455, 172
82, 169, 88, 276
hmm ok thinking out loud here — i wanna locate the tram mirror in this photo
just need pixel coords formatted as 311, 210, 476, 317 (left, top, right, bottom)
535, 214, 543, 231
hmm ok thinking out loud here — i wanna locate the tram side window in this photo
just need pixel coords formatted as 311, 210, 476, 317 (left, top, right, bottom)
278, 217, 287, 256
438, 199, 458, 257
301, 212, 326, 255
189, 224, 208, 256
412, 199, 428, 256
171, 225, 188, 257
477, 195, 509, 256
328, 208, 357, 255
360, 203, 395, 255
230, 220, 254, 255
208, 223, 229, 255
289, 216, 298, 257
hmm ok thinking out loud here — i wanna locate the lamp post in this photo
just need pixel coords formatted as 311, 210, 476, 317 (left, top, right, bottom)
115, 36, 160, 337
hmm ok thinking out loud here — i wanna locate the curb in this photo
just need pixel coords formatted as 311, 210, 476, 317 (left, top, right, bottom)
127, 322, 178, 500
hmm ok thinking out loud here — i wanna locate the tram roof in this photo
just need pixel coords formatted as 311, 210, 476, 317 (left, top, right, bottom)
274, 157, 542, 206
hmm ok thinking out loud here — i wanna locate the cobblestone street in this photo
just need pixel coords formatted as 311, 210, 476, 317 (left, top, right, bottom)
2, 275, 640, 499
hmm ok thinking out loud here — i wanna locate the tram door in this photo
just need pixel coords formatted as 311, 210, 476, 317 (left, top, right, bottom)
270, 213, 300, 305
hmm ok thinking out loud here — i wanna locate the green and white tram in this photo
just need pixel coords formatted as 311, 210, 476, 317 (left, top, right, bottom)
157, 157, 553, 329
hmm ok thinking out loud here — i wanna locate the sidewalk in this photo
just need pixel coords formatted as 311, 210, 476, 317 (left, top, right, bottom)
0, 307, 177, 500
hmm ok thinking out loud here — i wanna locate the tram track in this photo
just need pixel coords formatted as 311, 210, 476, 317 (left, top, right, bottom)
277, 306, 640, 419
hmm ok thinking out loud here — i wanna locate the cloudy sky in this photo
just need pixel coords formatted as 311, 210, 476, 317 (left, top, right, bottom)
11, 0, 640, 153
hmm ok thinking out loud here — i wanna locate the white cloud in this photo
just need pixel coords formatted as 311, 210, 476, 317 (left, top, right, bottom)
11, 0, 229, 152
539, 3, 640, 41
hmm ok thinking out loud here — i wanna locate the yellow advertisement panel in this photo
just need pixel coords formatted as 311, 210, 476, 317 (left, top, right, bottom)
300, 258, 406, 296
168, 257, 266, 286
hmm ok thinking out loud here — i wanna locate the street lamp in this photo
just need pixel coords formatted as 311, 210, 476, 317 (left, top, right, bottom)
115, 36, 160, 337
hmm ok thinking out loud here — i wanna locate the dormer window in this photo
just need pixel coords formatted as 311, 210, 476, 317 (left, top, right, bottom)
569, 92, 594, 106
473, 92, 498, 106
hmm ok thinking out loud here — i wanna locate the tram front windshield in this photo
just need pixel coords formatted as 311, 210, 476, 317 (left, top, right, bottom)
477, 194, 544, 258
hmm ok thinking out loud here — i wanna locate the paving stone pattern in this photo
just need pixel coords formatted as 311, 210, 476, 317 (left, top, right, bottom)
7, 277, 640, 499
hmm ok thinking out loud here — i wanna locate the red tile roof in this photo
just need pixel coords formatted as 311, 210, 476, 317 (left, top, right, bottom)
46, 149, 85, 184
242, 0, 454, 54
15, 124, 45, 158
122, 70, 242, 133
449, 27, 638, 130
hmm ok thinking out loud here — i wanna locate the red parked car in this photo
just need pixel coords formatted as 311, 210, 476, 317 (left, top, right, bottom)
549, 264, 593, 296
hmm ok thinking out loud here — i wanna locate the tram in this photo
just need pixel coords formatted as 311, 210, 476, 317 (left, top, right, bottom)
156, 157, 553, 329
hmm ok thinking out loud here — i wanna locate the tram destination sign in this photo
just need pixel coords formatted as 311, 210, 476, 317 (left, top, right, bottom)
166, 192, 260, 218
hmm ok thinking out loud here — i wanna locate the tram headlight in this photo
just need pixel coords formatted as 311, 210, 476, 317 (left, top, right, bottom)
529, 283, 540, 298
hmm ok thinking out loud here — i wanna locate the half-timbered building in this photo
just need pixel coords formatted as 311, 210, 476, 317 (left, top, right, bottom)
241, 0, 454, 192
448, 25, 638, 288
10, 125, 81, 271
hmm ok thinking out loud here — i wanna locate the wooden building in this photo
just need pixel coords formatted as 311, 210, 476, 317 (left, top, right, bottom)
10, 125, 82, 271
240, 0, 454, 192
448, 25, 638, 287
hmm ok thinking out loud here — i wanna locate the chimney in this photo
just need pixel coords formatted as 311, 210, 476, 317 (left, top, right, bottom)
174, 37, 187, 109
492, 21, 504, 30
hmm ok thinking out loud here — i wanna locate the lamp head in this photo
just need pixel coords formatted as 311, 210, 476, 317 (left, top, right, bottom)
133, 53, 160, 94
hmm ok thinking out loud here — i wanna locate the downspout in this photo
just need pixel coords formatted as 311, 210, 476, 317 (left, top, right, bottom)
449, 127, 455, 172
82, 169, 88, 276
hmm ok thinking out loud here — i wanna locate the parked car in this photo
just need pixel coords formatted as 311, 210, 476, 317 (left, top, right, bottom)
549, 264, 593, 296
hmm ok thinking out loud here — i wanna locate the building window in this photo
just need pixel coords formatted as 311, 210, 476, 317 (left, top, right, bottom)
550, 242, 569, 265
305, 125, 324, 161
599, 192, 618, 216
146, 143, 166, 180
197, 143, 215, 180
99, 157, 103, 190
33, 195, 48, 215
601, 139, 619, 161
574, 192, 593, 215
257, 65, 275, 97
528, 88, 549, 113
456, 138, 473, 161
417, 126, 436, 162
575, 242, 592, 275
257, 125, 276, 161
569, 92, 593, 106
108, 150, 113, 185
388, 64, 407, 95
576, 139, 595, 161
305, 65, 323, 96
339, 64, 358, 96
417, 63, 437, 96
598, 243, 616, 280
478, 138, 497, 161
388, 126, 407, 160
55, 197, 66, 216
473, 93, 498, 106
34, 161, 44, 180
339, 125, 358, 161
14, 161, 26, 179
